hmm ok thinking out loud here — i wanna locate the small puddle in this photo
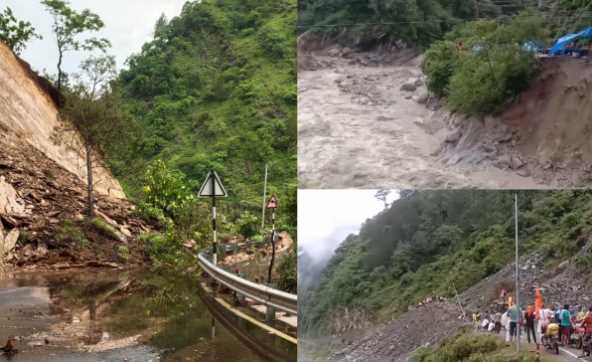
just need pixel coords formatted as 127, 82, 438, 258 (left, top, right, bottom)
0, 269, 296, 361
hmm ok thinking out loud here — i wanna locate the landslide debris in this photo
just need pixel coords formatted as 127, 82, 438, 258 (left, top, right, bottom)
327, 302, 468, 362
460, 240, 592, 314
0, 137, 152, 270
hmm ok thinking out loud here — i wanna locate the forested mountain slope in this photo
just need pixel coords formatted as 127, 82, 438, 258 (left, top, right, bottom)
301, 190, 592, 334
299, 0, 592, 48
113, 0, 297, 221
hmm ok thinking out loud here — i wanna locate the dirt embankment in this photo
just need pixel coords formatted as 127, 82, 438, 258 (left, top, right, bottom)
501, 57, 592, 186
298, 39, 549, 189
0, 42, 124, 199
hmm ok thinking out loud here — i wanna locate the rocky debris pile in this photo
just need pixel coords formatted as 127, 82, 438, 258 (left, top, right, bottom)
325, 307, 375, 335
437, 112, 523, 172
460, 242, 592, 313
327, 302, 469, 362
0, 136, 152, 270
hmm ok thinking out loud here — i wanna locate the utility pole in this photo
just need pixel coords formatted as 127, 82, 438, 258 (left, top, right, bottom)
515, 193, 520, 352
261, 164, 268, 230
474, 0, 480, 19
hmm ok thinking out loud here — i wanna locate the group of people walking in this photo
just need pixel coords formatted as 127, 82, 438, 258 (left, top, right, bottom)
472, 288, 592, 356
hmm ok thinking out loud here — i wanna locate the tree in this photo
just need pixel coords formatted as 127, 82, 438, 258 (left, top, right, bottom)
0, 7, 41, 54
61, 55, 130, 217
154, 13, 169, 39
374, 190, 391, 209
41, 0, 111, 93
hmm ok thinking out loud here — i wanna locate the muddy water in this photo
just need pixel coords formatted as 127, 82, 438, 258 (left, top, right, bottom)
298, 52, 546, 189
0, 269, 295, 362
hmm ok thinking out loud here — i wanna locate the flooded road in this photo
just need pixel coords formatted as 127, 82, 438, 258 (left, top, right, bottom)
0, 269, 296, 362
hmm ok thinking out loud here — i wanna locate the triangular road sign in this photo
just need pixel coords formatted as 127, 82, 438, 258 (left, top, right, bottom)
198, 171, 227, 197
266, 195, 278, 209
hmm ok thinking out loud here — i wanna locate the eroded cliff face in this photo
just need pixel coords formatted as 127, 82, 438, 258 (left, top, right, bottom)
0, 42, 124, 199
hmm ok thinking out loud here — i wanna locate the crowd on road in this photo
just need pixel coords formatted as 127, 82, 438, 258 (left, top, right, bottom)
472, 288, 592, 357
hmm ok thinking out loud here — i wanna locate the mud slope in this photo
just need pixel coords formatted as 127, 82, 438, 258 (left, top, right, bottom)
0, 43, 123, 198
501, 57, 592, 186
298, 45, 546, 189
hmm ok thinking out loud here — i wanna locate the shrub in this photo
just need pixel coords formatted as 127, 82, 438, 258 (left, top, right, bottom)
139, 159, 195, 223
236, 211, 259, 239
422, 40, 460, 96
56, 220, 88, 247
116, 244, 130, 261
447, 46, 537, 115
423, 11, 547, 115
89, 217, 121, 241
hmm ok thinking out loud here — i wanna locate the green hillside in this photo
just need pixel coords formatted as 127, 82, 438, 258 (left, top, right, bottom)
301, 190, 592, 334
110, 0, 297, 228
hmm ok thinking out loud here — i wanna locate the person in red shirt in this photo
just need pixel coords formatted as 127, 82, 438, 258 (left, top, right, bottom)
580, 307, 592, 357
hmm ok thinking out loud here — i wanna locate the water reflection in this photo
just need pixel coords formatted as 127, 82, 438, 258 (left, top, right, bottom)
0, 269, 296, 362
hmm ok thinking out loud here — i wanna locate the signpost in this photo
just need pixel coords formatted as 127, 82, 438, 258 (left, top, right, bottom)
265, 194, 278, 322
266, 195, 278, 284
199, 171, 227, 265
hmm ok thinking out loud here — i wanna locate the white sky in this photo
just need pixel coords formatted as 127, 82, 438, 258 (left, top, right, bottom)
298, 190, 400, 261
4, 0, 188, 75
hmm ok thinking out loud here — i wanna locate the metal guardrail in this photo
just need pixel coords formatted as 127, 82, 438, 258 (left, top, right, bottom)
197, 252, 297, 315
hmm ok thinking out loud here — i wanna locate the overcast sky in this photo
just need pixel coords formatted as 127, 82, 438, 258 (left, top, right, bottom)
298, 190, 400, 262
5, 0, 188, 75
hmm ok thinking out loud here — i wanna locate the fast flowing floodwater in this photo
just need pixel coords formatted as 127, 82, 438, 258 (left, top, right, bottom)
0, 269, 295, 362
298, 52, 545, 189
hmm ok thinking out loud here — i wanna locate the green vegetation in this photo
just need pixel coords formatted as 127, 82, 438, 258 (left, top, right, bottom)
412, 333, 544, 362
89, 217, 121, 241
276, 245, 297, 293
61, 55, 133, 217
42, 0, 110, 92
56, 220, 89, 247
113, 0, 297, 234
0, 7, 41, 54
302, 191, 592, 334
551, 0, 592, 36
423, 12, 547, 115
298, 0, 538, 47
97, 1, 298, 263
302, 1, 592, 117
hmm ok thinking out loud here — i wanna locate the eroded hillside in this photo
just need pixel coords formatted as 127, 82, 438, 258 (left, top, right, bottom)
0, 42, 123, 199
0, 43, 150, 270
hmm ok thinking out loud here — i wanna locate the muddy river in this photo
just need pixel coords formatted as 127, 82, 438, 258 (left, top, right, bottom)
0, 269, 295, 361
298, 51, 547, 189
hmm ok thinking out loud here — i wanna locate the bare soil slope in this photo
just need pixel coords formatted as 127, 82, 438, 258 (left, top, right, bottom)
0, 42, 124, 198
501, 57, 592, 186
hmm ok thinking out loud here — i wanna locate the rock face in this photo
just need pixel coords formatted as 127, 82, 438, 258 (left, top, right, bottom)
0, 43, 124, 199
